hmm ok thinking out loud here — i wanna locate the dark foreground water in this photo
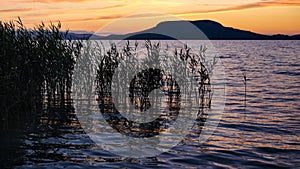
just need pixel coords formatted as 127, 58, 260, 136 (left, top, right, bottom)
1, 40, 300, 168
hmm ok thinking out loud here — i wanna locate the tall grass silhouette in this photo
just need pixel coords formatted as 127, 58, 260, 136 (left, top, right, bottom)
0, 18, 82, 130
92, 40, 214, 137
0, 18, 215, 134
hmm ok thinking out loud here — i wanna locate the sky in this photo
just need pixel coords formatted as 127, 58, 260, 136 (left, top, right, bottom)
1, 0, 300, 35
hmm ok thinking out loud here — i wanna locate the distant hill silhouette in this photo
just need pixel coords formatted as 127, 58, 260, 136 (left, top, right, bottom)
68, 20, 300, 40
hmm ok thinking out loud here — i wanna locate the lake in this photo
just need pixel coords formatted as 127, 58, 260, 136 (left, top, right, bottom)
1, 40, 299, 168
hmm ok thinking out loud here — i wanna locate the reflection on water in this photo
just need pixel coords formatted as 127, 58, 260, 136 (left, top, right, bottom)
85, 41, 213, 157
1, 40, 300, 168
98, 68, 182, 138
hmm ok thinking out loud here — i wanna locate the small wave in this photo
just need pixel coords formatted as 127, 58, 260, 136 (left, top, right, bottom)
274, 71, 300, 76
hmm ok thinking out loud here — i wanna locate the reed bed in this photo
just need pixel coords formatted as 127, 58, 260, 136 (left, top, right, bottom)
0, 18, 214, 133
93, 40, 213, 137
0, 18, 82, 130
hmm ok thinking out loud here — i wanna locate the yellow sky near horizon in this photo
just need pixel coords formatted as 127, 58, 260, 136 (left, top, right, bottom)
0, 0, 300, 35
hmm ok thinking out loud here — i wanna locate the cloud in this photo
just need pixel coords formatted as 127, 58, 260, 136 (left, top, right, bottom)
62, 14, 124, 22
228, 0, 300, 10
126, 13, 165, 18
0, 8, 33, 13
175, 0, 300, 15
86, 4, 126, 10
23, 0, 90, 3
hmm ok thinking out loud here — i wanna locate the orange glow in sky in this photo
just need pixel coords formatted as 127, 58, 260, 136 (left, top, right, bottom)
1, 0, 299, 35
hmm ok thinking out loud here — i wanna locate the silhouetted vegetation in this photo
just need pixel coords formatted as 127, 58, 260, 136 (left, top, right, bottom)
94, 40, 213, 138
0, 18, 213, 137
243, 72, 248, 108
0, 18, 82, 130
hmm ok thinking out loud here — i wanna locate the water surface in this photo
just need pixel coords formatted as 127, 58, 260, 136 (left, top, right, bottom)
2, 40, 300, 168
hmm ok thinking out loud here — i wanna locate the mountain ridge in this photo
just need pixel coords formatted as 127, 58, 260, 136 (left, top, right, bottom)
68, 20, 300, 40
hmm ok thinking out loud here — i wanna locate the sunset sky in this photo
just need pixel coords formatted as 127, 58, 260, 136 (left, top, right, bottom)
1, 0, 300, 35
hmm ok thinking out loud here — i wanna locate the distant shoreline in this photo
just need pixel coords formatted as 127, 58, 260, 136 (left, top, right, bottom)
66, 20, 300, 40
